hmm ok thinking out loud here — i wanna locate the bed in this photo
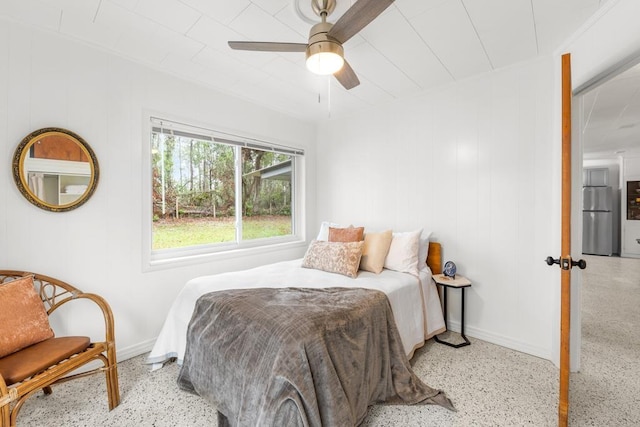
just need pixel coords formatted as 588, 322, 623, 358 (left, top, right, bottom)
147, 236, 452, 425
147, 242, 445, 368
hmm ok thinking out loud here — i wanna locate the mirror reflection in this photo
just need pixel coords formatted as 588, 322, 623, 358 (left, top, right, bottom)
12, 128, 99, 212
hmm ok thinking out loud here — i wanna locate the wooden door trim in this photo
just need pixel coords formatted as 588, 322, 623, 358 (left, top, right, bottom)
559, 53, 572, 427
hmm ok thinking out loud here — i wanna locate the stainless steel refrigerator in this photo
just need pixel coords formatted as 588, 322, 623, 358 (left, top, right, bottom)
582, 186, 613, 256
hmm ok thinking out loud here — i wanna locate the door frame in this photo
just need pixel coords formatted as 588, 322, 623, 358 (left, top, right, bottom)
565, 51, 640, 426
569, 51, 640, 375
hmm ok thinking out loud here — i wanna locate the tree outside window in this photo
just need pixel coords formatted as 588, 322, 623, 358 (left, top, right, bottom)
151, 121, 296, 251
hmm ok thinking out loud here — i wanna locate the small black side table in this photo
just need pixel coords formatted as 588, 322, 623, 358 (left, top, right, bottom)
433, 273, 471, 348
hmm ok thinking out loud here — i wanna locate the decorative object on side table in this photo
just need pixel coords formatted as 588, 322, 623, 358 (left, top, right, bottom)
443, 260, 457, 278
433, 273, 471, 348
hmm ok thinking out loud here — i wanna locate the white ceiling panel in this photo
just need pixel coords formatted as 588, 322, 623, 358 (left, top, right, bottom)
591, 82, 638, 111
187, 15, 246, 53
358, 6, 452, 89
409, 0, 492, 80
109, 0, 140, 10
582, 62, 640, 156
1, 0, 619, 125
187, 15, 280, 68
0, 0, 62, 33
134, 0, 201, 34
619, 104, 640, 128
47, 0, 101, 17
155, 30, 204, 64
395, 0, 450, 20
532, 0, 601, 53
273, 4, 316, 38
585, 106, 622, 129
251, 0, 289, 16
60, 5, 121, 49
347, 42, 420, 98
630, 91, 640, 107
96, 3, 179, 65
228, 4, 306, 43
179, 0, 250, 25
114, 29, 173, 65
95, 1, 152, 41
463, 0, 538, 69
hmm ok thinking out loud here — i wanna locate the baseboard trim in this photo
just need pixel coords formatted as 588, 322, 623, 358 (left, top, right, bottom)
444, 320, 552, 361
116, 338, 157, 362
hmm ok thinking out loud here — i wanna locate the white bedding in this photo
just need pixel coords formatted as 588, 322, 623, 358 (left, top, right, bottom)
146, 259, 445, 369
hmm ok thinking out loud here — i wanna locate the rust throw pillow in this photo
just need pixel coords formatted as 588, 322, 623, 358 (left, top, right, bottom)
0, 275, 54, 358
328, 226, 364, 243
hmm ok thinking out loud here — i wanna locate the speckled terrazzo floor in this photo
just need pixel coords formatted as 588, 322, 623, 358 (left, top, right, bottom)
15, 255, 640, 426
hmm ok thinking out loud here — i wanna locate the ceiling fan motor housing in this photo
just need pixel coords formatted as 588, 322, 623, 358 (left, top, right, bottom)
306, 21, 344, 62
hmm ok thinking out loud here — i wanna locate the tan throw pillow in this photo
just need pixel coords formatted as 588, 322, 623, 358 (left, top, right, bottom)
328, 226, 364, 242
0, 275, 54, 358
302, 240, 364, 278
359, 230, 393, 274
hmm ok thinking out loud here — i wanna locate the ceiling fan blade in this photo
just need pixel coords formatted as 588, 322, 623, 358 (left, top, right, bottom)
327, 0, 394, 44
334, 60, 360, 90
228, 41, 308, 52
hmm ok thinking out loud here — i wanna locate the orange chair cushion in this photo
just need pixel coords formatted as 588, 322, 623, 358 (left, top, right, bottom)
0, 336, 90, 385
0, 275, 54, 358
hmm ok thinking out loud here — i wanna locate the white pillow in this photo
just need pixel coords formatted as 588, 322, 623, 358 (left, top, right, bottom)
384, 229, 422, 276
418, 230, 433, 271
316, 221, 341, 241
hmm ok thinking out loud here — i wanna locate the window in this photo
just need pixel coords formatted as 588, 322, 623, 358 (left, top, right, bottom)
149, 117, 303, 260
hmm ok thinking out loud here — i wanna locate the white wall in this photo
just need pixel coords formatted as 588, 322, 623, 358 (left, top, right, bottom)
316, 57, 559, 359
0, 20, 317, 360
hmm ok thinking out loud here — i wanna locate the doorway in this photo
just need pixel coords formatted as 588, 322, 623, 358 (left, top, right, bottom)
570, 55, 640, 424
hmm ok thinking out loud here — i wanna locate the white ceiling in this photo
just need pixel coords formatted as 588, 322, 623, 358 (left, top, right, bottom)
6, 0, 637, 158
582, 62, 640, 158
1, 0, 614, 124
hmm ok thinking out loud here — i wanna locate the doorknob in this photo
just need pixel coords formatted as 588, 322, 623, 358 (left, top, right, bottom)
545, 256, 560, 266
545, 256, 587, 270
572, 259, 587, 269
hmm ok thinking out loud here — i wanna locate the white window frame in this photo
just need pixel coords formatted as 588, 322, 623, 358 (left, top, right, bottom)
142, 114, 306, 270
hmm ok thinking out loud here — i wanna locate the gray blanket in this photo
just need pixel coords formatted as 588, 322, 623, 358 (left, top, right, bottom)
178, 287, 454, 426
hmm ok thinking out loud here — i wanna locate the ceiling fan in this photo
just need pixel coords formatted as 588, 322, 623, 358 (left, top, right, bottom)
228, 0, 395, 90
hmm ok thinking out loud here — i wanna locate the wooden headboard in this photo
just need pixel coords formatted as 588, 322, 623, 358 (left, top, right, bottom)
427, 242, 442, 274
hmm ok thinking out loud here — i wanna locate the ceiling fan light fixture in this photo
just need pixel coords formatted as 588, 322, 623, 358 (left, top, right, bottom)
306, 41, 344, 75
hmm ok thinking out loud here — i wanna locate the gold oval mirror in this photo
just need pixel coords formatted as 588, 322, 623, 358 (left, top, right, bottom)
12, 128, 99, 212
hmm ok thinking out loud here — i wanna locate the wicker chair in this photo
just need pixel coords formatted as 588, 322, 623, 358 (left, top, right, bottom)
0, 270, 120, 427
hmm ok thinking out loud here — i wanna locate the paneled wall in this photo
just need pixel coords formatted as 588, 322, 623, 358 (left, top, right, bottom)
0, 19, 316, 360
316, 57, 560, 359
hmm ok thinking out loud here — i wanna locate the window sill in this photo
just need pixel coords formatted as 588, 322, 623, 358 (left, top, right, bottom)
144, 238, 308, 272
